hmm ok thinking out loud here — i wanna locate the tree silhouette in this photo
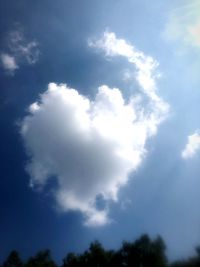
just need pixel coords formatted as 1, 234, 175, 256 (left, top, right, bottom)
3, 234, 200, 267
171, 245, 200, 267
3, 250, 23, 267
113, 234, 167, 267
62, 252, 79, 267
25, 250, 57, 267
87, 240, 110, 267
62, 241, 113, 267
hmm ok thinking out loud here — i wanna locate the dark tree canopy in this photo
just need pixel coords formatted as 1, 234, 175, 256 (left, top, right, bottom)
25, 250, 56, 267
61, 235, 168, 267
1, 234, 200, 267
3, 250, 23, 267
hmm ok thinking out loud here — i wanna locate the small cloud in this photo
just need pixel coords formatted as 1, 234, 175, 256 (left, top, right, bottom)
84, 209, 111, 227
8, 29, 40, 65
182, 130, 200, 159
0, 25, 40, 74
122, 69, 134, 82
120, 198, 132, 211
0, 53, 18, 73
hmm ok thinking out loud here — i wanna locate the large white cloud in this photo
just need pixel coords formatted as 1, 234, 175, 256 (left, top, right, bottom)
21, 32, 169, 226
182, 131, 200, 159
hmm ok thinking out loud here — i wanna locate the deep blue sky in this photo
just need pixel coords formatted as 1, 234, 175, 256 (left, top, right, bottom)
1, 0, 200, 264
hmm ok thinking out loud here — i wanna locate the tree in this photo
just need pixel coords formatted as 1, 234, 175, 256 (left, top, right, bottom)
88, 240, 109, 267
3, 250, 23, 267
116, 234, 168, 267
61, 252, 79, 267
25, 250, 57, 267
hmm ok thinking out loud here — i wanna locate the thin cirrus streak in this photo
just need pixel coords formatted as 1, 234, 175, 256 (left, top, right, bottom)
163, 0, 200, 48
20, 31, 169, 227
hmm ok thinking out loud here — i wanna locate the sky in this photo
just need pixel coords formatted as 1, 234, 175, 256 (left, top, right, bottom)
1, 0, 200, 263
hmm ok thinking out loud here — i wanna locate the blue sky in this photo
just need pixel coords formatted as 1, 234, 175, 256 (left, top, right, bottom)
1, 0, 200, 263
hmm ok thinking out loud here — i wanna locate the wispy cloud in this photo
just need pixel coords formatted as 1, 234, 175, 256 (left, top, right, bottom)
164, 0, 200, 48
1, 25, 39, 74
8, 29, 40, 65
182, 130, 200, 159
21, 32, 169, 227
89, 31, 169, 124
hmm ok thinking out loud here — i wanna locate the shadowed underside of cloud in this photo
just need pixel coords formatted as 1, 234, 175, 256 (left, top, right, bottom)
182, 130, 200, 159
21, 32, 169, 226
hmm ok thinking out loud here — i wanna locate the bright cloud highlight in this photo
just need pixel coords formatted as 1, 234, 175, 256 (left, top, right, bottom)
182, 131, 200, 159
21, 32, 169, 226
0, 53, 18, 73
89, 31, 168, 121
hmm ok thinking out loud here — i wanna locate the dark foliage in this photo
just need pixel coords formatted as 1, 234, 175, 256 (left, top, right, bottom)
2, 234, 200, 267
3, 251, 23, 267
25, 250, 56, 267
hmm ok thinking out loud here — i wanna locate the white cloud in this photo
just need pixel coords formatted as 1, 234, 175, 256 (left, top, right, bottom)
182, 131, 200, 159
164, 1, 200, 48
89, 31, 169, 125
0, 26, 39, 74
8, 29, 40, 64
21, 32, 169, 226
0, 53, 18, 72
